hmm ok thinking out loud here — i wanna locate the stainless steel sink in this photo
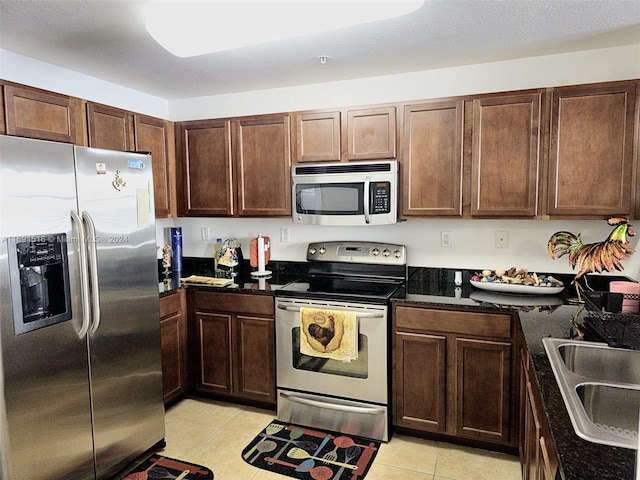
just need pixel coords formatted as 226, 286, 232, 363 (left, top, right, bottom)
543, 338, 640, 449
558, 342, 640, 385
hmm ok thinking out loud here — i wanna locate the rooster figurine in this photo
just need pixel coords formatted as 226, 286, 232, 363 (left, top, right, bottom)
548, 217, 636, 282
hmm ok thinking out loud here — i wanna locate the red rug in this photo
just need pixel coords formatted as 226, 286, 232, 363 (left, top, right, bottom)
241, 420, 380, 480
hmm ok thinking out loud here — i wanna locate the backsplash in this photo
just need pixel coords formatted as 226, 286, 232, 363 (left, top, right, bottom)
156, 217, 640, 282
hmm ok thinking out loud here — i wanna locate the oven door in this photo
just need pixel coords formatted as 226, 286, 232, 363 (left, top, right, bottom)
275, 298, 388, 405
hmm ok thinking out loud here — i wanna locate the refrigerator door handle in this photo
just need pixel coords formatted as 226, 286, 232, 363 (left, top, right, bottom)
81, 211, 101, 335
71, 210, 91, 338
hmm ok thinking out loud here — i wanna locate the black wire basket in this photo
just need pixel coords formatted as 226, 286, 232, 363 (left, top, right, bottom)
581, 292, 640, 350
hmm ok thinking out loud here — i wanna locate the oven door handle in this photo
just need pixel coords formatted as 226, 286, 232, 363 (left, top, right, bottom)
279, 392, 385, 415
277, 303, 385, 319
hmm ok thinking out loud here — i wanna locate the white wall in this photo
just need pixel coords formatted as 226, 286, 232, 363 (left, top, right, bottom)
169, 44, 640, 120
0, 50, 170, 119
156, 217, 640, 281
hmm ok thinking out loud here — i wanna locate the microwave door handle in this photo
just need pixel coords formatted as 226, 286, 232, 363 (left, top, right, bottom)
364, 176, 371, 224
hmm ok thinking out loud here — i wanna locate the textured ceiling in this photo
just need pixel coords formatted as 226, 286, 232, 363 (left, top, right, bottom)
1, 0, 639, 100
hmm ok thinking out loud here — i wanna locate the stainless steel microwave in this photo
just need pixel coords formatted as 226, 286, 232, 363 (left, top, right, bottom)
291, 160, 398, 225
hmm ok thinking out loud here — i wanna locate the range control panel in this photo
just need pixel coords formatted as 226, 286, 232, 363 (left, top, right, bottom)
306, 241, 406, 265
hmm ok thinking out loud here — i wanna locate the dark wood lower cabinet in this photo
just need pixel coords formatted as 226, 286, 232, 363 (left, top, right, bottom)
160, 289, 188, 406
393, 305, 517, 448
455, 337, 511, 442
189, 290, 276, 407
394, 331, 447, 431
520, 343, 558, 480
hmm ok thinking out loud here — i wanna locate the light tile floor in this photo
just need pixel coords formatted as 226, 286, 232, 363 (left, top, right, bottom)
160, 397, 522, 480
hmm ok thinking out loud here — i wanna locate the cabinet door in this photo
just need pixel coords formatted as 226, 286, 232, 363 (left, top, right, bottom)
160, 312, 186, 404
455, 337, 511, 442
179, 120, 233, 216
294, 111, 341, 163
3, 84, 79, 143
196, 312, 233, 395
86, 102, 133, 151
234, 315, 276, 403
471, 92, 541, 217
547, 82, 636, 218
400, 100, 463, 216
234, 115, 291, 216
523, 379, 541, 480
394, 331, 446, 432
134, 114, 173, 217
538, 436, 557, 480
160, 291, 187, 405
346, 106, 396, 160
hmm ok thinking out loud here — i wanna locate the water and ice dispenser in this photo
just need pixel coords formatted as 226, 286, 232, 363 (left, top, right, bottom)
9, 233, 72, 335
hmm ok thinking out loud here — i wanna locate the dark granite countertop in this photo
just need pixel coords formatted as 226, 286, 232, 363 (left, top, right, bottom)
159, 261, 637, 478
396, 267, 637, 480
158, 258, 307, 296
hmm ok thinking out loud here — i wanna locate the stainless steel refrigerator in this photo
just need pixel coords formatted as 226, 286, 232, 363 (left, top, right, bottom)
0, 135, 165, 479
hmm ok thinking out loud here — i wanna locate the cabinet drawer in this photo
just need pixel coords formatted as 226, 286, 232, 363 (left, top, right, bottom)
160, 291, 182, 318
395, 306, 511, 338
194, 291, 274, 316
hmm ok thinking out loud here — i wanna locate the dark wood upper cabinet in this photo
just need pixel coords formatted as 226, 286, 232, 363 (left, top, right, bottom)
292, 105, 396, 163
295, 110, 341, 163
547, 81, 636, 218
134, 114, 173, 218
346, 106, 396, 161
178, 119, 234, 216
3, 83, 80, 144
400, 99, 464, 217
471, 92, 542, 217
233, 114, 291, 217
178, 114, 291, 218
86, 102, 133, 151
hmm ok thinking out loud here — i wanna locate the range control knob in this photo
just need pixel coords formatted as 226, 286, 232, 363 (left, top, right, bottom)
372, 247, 380, 256
319, 246, 326, 255
394, 250, 403, 258
309, 247, 317, 255
382, 248, 391, 257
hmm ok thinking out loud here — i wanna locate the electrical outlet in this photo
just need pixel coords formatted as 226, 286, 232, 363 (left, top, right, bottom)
495, 230, 509, 248
201, 226, 210, 241
280, 227, 290, 243
441, 231, 452, 248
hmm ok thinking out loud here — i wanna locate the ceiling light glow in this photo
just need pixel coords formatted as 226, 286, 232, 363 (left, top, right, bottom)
145, 1, 425, 58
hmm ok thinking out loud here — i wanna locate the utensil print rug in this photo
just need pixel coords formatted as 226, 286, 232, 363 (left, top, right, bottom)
121, 454, 214, 479
241, 420, 380, 480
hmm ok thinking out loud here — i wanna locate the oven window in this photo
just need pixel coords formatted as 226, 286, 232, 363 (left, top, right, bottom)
295, 183, 363, 215
291, 327, 368, 379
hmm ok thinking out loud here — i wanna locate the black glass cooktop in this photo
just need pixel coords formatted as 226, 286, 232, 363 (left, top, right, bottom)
277, 275, 404, 303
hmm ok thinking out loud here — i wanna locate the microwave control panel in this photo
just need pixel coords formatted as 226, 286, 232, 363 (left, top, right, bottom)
370, 182, 391, 214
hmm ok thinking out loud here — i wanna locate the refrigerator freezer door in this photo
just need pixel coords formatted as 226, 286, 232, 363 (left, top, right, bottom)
73, 146, 165, 479
0, 136, 94, 479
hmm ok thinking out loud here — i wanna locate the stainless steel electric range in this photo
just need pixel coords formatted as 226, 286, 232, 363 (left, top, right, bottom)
275, 241, 407, 441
